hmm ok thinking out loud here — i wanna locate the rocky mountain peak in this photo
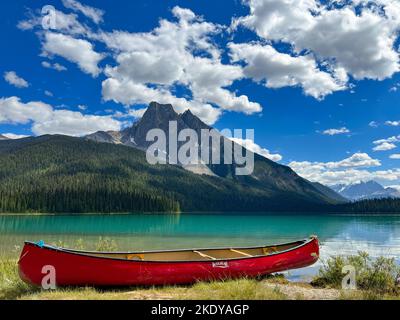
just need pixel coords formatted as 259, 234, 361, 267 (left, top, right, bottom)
146, 102, 177, 118
180, 109, 210, 132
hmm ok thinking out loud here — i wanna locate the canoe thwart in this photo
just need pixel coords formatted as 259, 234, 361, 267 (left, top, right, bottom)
230, 249, 252, 257
193, 250, 217, 260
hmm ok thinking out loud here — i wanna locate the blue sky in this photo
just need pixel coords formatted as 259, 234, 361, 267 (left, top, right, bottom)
1, 0, 400, 187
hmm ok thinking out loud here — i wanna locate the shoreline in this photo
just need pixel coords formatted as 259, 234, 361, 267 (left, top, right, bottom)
1, 212, 400, 217
4, 278, 398, 301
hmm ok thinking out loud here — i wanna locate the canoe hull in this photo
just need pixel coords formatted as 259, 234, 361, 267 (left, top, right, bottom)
18, 238, 319, 287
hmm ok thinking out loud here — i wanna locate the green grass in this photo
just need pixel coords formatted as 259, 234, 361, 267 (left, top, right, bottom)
184, 279, 287, 300
0, 258, 39, 300
18, 279, 287, 301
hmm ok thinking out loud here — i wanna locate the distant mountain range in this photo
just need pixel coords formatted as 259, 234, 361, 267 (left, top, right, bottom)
331, 180, 400, 201
0, 102, 346, 213
0, 134, 9, 140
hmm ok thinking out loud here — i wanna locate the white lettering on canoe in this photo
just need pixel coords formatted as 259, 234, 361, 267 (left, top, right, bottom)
212, 261, 229, 268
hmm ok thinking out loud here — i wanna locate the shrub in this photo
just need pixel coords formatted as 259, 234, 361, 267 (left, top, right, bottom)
312, 252, 400, 295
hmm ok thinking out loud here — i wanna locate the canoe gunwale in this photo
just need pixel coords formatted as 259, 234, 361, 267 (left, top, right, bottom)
22, 237, 318, 264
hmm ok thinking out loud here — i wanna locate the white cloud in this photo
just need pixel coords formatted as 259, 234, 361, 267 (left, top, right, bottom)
102, 79, 221, 125
107, 51, 183, 85
326, 153, 381, 169
0, 97, 52, 124
128, 108, 147, 119
186, 57, 261, 114
18, 9, 88, 35
373, 142, 397, 151
2, 133, 30, 140
99, 6, 261, 124
42, 32, 103, 77
32, 109, 120, 136
288, 153, 400, 186
385, 120, 400, 126
233, 0, 400, 87
44, 90, 53, 97
0, 96, 121, 136
369, 121, 379, 127
322, 127, 350, 136
373, 135, 400, 145
387, 185, 400, 192
231, 138, 282, 161
4, 71, 29, 88
62, 0, 104, 24
42, 61, 67, 72
17, 2, 400, 127
390, 154, 400, 159
113, 107, 148, 119
373, 135, 400, 152
229, 42, 346, 99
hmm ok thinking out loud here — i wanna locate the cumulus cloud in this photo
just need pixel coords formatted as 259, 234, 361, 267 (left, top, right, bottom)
390, 154, 400, 159
229, 43, 346, 99
42, 61, 67, 72
42, 32, 103, 77
233, 0, 400, 88
373, 142, 397, 151
18, 9, 88, 35
102, 79, 221, 125
231, 138, 282, 161
324, 153, 381, 169
0, 96, 121, 136
62, 0, 104, 24
322, 127, 350, 136
287, 153, 400, 186
385, 120, 400, 126
16, 2, 400, 127
373, 135, 400, 145
373, 135, 400, 151
4, 71, 29, 88
2, 133, 30, 139
99, 6, 261, 124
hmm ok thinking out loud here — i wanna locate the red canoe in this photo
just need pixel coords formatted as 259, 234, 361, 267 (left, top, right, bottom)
18, 237, 319, 287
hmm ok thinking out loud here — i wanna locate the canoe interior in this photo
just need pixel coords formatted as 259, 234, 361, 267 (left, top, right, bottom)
57, 240, 307, 262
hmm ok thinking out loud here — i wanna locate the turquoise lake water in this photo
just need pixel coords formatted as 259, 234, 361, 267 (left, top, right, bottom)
1, 214, 400, 281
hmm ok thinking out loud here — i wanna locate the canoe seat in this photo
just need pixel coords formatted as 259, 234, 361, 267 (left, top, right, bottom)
193, 250, 216, 260
230, 249, 252, 257
127, 254, 144, 261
